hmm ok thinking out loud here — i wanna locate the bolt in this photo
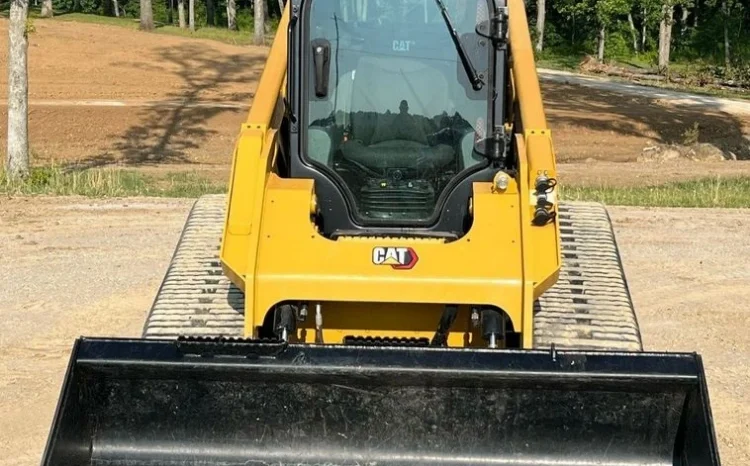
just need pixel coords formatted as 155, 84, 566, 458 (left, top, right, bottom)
495, 173, 509, 191
471, 308, 480, 328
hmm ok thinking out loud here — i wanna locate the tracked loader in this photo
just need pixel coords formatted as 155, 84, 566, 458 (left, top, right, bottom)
41, 0, 721, 464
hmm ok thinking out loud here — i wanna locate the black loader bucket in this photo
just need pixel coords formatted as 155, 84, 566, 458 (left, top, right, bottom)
42, 337, 721, 466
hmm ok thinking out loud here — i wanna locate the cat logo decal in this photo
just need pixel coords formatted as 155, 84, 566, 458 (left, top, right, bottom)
372, 247, 419, 270
392, 40, 414, 52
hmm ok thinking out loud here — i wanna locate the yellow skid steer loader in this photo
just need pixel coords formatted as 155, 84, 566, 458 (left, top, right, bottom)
41, 0, 721, 465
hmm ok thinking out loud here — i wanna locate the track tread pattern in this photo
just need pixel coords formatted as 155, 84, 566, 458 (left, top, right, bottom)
143, 195, 243, 338
534, 202, 642, 351
144, 196, 642, 352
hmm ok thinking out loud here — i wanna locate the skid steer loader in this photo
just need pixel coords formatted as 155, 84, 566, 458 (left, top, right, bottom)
41, 0, 721, 465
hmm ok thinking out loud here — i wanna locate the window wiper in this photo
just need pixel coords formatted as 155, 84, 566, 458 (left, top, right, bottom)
433, 0, 484, 91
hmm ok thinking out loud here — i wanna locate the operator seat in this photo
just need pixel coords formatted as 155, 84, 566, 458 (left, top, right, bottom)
338, 56, 456, 170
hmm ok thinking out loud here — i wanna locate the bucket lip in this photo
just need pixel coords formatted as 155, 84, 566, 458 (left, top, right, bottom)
70, 336, 705, 384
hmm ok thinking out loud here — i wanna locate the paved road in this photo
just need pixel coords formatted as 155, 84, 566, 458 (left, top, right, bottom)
539, 68, 750, 116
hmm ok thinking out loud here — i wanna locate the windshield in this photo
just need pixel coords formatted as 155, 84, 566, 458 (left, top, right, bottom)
306, 0, 490, 223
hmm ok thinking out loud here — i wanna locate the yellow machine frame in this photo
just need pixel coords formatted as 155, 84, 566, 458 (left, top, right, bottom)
220, 0, 560, 348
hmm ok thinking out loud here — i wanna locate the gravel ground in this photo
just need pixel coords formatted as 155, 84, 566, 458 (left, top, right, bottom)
0, 197, 748, 465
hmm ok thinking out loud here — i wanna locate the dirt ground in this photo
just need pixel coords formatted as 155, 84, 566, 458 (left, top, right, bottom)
0, 18, 261, 173
2, 18, 750, 186
0, 196, 748, 465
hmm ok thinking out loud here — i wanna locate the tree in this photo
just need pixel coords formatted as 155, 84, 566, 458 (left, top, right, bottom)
178, 0, 186, 27
140, 0, 154, 30
189, 0, 195, 31
112, 0, 120, 17
207, 0, 215, 26
554, 0, 630, 61
277, 0, 284, 14
227, 0, 237, 30
555, 0, 595, 44
721, 0, 730, 67
636, 0, 664, 51
597, 25, 607, 60
6, 0, 30, 181
641, 5, 648, 50
40, 0, 53, 17
658, 1, 674, 71
704, 0, 740, 68
680, 4, 689, 34
593, 0, 632, 62
627, 12, 640, 52
254, 0, 265, 45
536, 0, 546, 52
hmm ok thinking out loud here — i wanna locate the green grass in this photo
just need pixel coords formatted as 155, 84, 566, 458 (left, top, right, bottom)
0, 166, 227, 198
561, 176, 750, 208
50, 13, 266, 46
5, 167, 749, 208
536, 50, 584, 71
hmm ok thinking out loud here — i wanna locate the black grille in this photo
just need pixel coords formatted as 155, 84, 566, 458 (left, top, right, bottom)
359, 185, 435, 215
343, 336, 431, 347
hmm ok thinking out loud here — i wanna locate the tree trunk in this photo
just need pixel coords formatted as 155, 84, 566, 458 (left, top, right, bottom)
178, 0, 185, 28
40, 0, 53, 17
112, 0, 119, 16
277, 0, 284, 14
641, 7, 647, 51
189, 0, 195, 31
535, 0, 545, 52
253, 0, 265, 45
680, 6, 688, 35
571, 14, 575, 44
597, 25, 606, 62
722, 0, 730, 68
6, 0, 30, 181
140, 0, 154, 30
226, 0, 236, 30
627, 12, 639, 52
207, 0, 214, 26
658, 2, 673, 73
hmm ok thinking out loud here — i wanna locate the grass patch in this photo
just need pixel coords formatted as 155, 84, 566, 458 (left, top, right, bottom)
50, 13, 270, 46
5, 167, 748, 207
561, 176, 750, 208
0, 166, 226, 198
536, 50, 585, 71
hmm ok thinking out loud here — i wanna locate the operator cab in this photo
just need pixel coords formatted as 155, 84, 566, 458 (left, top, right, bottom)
283, 0, 510, 238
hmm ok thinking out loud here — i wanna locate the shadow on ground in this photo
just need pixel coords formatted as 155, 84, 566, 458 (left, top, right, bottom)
79, 44, 263, 168
543, 82, 750, 160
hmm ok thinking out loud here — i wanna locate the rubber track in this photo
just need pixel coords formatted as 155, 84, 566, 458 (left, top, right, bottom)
143, 194, 244, 338
534, 202, 642, 351
144, 196, 642, 351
